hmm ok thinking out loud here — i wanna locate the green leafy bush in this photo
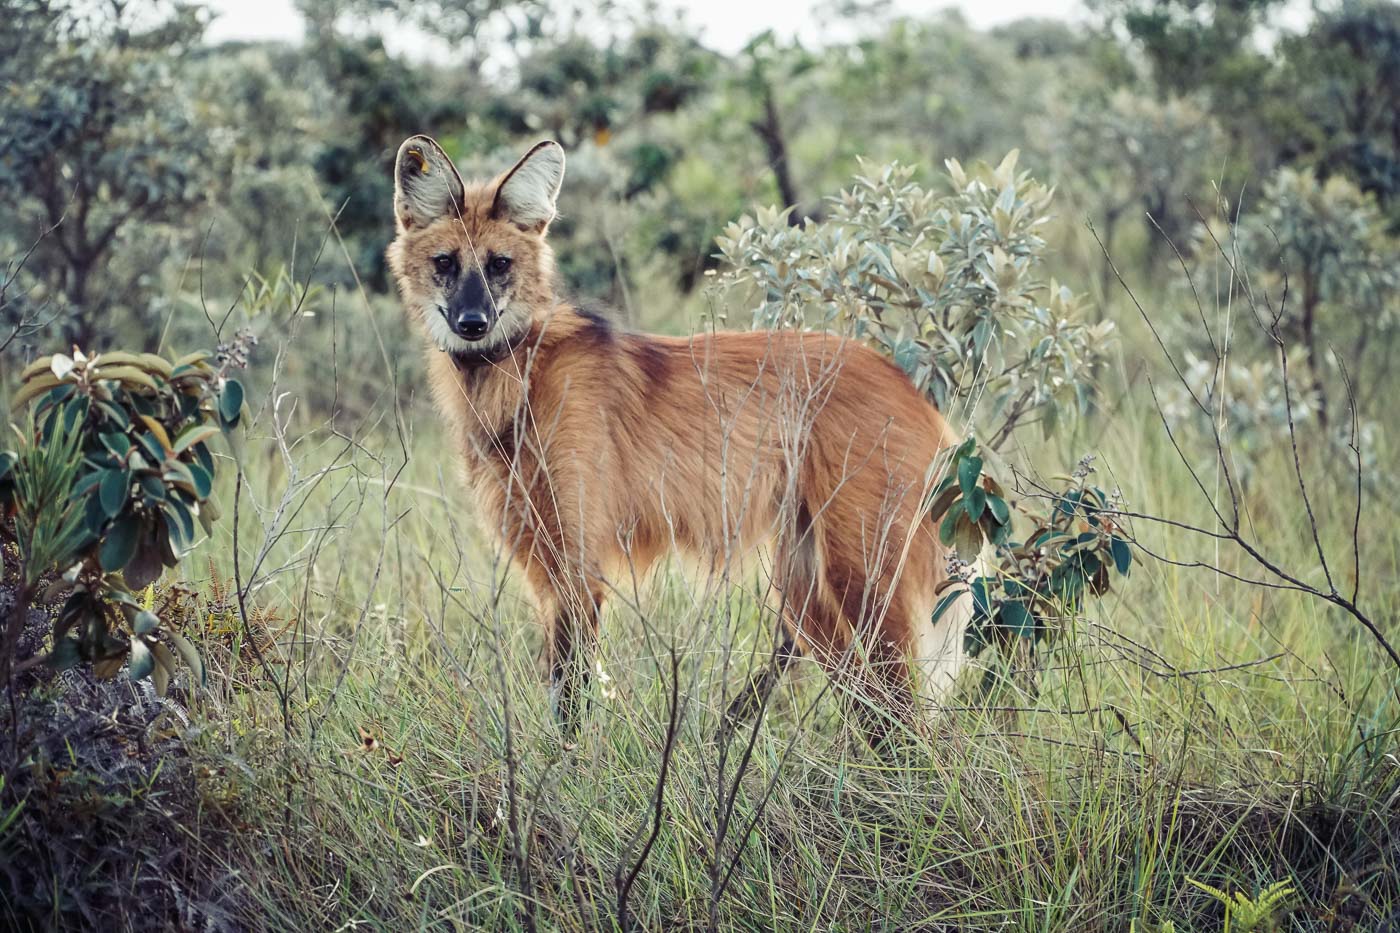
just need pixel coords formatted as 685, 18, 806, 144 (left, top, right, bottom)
932, 442, 1132, 678
1, 341, 250, 692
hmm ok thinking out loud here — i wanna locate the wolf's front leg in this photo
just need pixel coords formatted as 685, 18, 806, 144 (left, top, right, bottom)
544, 593, 602, 735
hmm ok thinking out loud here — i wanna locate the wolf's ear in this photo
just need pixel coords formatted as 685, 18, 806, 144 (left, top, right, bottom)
492, 141, 565, 232
393, 136, 465, 231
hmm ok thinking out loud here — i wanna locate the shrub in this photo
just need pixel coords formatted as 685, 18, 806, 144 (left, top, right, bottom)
1, 339, 251, 694
717, 151, 1114, 449
932, 441, 1132, 692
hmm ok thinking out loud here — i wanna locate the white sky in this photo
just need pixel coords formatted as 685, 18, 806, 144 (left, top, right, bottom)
204, 0, 1087, 56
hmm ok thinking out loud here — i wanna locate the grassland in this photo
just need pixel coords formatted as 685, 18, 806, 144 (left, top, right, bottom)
176, 299, 1399, 930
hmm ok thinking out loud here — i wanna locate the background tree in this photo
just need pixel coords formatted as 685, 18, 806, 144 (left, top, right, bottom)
1272, 0, 1400, 215
0, 0, 226, 350
1233, 166, 1400, 427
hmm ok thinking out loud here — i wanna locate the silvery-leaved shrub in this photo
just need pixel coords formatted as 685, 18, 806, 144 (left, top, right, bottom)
716, 151, 1115, 449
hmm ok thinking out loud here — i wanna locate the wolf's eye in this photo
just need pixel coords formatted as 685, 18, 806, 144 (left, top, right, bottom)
432, 254, 456, 276
488, 255, 512, 275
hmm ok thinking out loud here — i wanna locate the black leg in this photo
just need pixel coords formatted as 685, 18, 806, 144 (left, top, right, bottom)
719, 632, 800, 742
547, 600, 599, 735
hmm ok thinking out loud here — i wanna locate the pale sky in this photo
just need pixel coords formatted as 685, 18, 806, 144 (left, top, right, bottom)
204, 0, 1087, 57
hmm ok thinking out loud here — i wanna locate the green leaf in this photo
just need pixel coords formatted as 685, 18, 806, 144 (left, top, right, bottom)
165, 501, 195, 551
173, 424, 220, 454
219, 379, 245, 426
101, 432, 132, 459
1111, 537, 1132, 575
134, 610, 159, 635
45, 638, 82, 672
140, 474, 167, 501
939, 506, 962, 547
1000, 600, 1035, 638
186, 462, 213, 499
99, 468, 131, 518
967, 486, 987, 522
128, 637, 155, 680
958, 455, 982, 499
191, 441, 214, 477
987, 494, 1010, 525
926, 484, 961, 522
100, 514, 141, 572
932, 588, 965, 624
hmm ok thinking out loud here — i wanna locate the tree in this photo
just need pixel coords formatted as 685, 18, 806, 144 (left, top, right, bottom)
1235, 167, 1400, 428
0, 0, 226, 350
1090, 0, 1281, 99
1047, 89, 1222, 286
1274, 0, 1400, 214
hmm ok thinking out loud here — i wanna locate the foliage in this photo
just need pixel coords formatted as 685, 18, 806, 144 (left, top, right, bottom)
1273, 0, 1400, 212
1187, 878, 1297, 932
931, 442, 1132, 677
1, 341, 251, 693
1091, 0, 1281, 98
0, 0, 225, 349
1232, 166, 1400, 425
718, 155, 1114, 448
1236, 168, 1400, 326
1049, 90, 1222, 262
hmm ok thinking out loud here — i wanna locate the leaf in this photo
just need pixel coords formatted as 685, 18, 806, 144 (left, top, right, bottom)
167, 631, 206, 687
45, 638, 82, 672
134, 610, 159, 635
92, 656, 125, 680
94, 365, 158, 391
18, 355, 55, 382
219, 379, 245, 426
174, 350, 212, 369
173, 424, 220, 454
931, 588, 965, 624
10, 373, 63, 410
163, 460, 196, 495
1000, 600, 1035, 638
128, 637, 155, 680
165, 500, 194, 551
1111, 537, 1132, 575
939, 506, 962, 547
99, 468, 131, 518
987, 494, 1010, 525
140, 474, 167, 501
185, 462, 213, 499
952, 514, 983, 557
958, 455, 983, 499
100, 514, 141, 571
139, 415, 174, 453
967, 486, 987, 522
926, 484, 961, 523
151, 644, 172, 697
101, 431, 132, 459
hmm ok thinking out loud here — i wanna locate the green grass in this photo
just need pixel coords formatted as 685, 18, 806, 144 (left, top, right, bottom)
178, 378, 1400, 931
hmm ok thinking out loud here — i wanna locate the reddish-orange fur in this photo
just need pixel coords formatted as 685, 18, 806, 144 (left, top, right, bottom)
388, 137, 966, 739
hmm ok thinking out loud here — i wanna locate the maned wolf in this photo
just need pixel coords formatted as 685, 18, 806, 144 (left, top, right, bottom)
387, 136, 972, 747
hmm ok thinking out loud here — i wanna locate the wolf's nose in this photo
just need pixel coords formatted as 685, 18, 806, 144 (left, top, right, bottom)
452, 308, 490, 340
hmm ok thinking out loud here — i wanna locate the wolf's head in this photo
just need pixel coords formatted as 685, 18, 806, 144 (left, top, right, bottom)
387, 136, 565, 359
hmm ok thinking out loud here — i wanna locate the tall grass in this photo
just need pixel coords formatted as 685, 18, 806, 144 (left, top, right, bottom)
182, 354, 1398, 929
